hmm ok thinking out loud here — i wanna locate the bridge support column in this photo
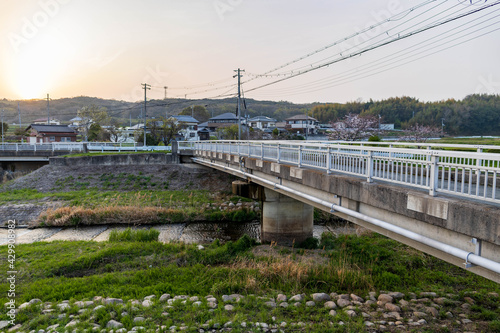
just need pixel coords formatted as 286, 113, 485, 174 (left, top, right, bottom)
261, 188, 313, 246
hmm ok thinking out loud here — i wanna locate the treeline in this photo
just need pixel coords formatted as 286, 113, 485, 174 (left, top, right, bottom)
310, 94, 500, 136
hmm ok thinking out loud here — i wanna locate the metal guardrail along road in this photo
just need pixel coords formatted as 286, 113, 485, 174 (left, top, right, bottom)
180, 140, 500, 204
0, 142, 171, 152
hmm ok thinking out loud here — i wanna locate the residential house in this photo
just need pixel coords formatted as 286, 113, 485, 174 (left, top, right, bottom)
170, 115, 199, 140
26, 124, 77, 144
248, 116, 277, 130
285, 115, 319, 135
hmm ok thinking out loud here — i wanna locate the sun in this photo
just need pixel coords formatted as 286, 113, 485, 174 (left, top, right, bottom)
11, 35, 70, 99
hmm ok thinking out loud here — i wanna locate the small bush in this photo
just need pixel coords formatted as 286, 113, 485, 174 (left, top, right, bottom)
490, 320, 500, 333
108, 228, 160, 242
297, 237, 319, 249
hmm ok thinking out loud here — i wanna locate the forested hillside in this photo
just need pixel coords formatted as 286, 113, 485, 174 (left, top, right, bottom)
310, 94, 500, 136
0, 94, 498, 135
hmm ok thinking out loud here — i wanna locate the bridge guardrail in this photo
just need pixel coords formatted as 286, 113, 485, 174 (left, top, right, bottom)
185, 140, 500, 204
0, 142, 171, 153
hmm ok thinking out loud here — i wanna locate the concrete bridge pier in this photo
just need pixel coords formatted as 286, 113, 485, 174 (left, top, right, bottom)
261, 188, 314, 245
232, 180, 313, 245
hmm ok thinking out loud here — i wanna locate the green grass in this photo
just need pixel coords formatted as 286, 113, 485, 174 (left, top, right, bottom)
108, 228, 160, 242
0, 233, 499, 331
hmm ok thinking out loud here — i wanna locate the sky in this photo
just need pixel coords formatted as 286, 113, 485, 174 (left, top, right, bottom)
1, 0, 499, 104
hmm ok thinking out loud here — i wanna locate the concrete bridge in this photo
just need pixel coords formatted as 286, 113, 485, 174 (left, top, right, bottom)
0, 142, 170, 171
178, 140, 500, 283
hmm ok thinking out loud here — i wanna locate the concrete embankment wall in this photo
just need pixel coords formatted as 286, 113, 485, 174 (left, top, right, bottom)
50, 153, 178, 166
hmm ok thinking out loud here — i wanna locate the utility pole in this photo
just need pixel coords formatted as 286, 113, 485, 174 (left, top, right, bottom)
142, 83, 151, 146
46, 94, 50, 125
1, 109, 4, 145
164, 86, 167, 100
233, 68, 244, 140
441, 118, 445, 134
191, 105, 194, 118
129, 113, 132, 127
305, 110, 309, 140
18, 102, 21, 128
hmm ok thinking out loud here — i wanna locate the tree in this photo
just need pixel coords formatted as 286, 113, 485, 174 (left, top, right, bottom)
107, 119, 125, 143
77, 104, 110, 141
399, 123, 443, 143
217, 124, 239, 140
145, 117, 182, 146
87, 123, 110, 141
179, 105, 210, 123
0, 122, 8, 134
328, 113, 380, 141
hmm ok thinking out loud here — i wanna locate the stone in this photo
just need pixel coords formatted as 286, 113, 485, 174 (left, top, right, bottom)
385, 303, 401, 312
336, 299, 352, 308
46, 324, 59, 331
265, 301, 277, 308
144, 295, 156, 301
189, 296, 199, 302
365, 321, 375, 327
193, 301, 202, 306
488, 292, 499, 298
311, 293, 330, 302
7, 324, 21, 331
337, 294, 350, 300
197, 245, 204, 250
29, 298, 42, 305
106, 320, 124, 328
208, 301, 217, 309
224, 304, 234, 311
57, 303, 70, 311
399, 299, 410, 308
222, 294, 243, 303
0, 321, 10, 329
279, 302, 289, 308
206, 297, 217, 303
464, 297, 475, 304
324, 301, 337, 309
361, 312, 371, 318
306, 301, 316, 307
388, 292, 404, 299
446, 311, 453, 318
289, 294, 305, 302
329, 310, 337, 316
224, 321, 233, 327
65, 320, 79, 328
419, 292, 437, 297
434, 297, 447, 305
346, 310, 357, 317
293, 302, 301, 307
417, 319, 428, 325
377, 294, 393, 305
350, 294, 364, 302
425, 307, 439, 317
103, 298, 123, 305
159, 294, 171, 302
142, 300, 153, 307
276, 294, 287, 302
19, 302, 30, 309
133, 317, 145, 323
414, 311, 427, 318
462, 319, 473, 324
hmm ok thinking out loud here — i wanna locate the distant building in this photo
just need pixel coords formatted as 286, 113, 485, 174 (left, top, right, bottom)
204, 112, 242, 132
285, 115, 319, 135
26, 124, 77, 144
33, 117, 60, 125
170, 115, 199, 140
248, 116, 277, 130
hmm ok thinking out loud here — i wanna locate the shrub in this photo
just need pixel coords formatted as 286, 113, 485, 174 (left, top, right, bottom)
297, 237, 319, 249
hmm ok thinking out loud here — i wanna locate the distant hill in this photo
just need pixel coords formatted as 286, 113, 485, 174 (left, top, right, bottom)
0, 96, 316, 127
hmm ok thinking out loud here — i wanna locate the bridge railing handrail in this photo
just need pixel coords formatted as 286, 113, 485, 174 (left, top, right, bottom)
184, 140, 500, 204
0, 142, 171, 153
180, 139, 500, 152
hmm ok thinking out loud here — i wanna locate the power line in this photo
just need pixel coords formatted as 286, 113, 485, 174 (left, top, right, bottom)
243, 1, 500, 94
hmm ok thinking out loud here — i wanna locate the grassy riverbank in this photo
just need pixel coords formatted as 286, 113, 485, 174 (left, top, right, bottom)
1, 232, 499, 332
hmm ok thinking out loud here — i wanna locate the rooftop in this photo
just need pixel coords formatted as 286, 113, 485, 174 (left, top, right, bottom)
27, 124, 76, 133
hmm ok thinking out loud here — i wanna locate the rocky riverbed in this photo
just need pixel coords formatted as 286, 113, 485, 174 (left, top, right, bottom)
2, 290, 497, 332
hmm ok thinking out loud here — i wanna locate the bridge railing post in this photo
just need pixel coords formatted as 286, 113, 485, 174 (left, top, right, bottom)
16, 143, 19, 152
260, 143, 264, 160
367, 151, 374, 183
326, 146, 332, 174
429, 154, 439, 197
277, 144, 281, 163
298, 145, 302, 168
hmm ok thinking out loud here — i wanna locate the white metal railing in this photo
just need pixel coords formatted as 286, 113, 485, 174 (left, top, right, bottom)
185, 140, 500, 204
0, 142, 171, 153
